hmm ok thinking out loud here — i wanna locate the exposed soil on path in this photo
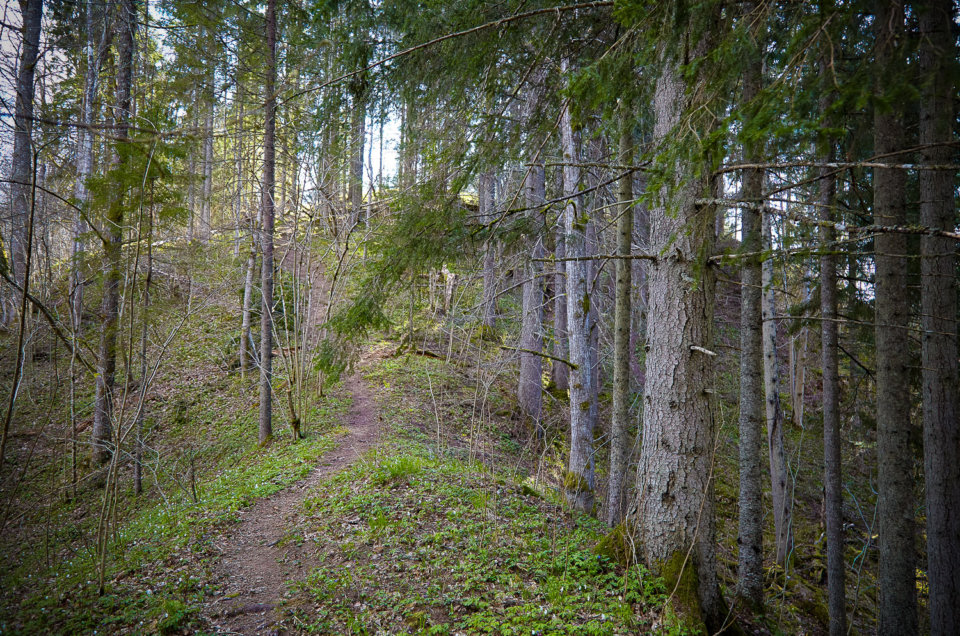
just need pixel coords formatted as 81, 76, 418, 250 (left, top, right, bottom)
206, 371, 379, 635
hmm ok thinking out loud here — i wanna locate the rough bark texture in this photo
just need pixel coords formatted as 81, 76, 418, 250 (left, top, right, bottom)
736, 23, 764, 607
72, 0, 99, 332
259, 0, 277, 446
607, 111, 633, 527
92, 0, 134, 465
559, 67, 595, 514
873, 3, 917, 633
200, 76, 214, 242
518, 109, 545, 425
761, 210, 791, 566
818, 96, 846, 636
240, 250, 256, 379
9, 0, 43, 288
350, 83, 366, 228
919, 2, 960, 633
480, 172, 497, 330
551, 222, 569, 391
632, 46, 724, 632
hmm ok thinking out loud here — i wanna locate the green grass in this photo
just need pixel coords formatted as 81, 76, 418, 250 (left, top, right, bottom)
293, 447, 668, 634
6, 407, 346, 634
278, 351, 680, 635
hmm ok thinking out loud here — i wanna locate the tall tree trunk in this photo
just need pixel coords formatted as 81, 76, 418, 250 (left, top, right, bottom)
134, 203, 153, 496
559, 66, 596, 513
259, 0, 277, 446
200, 74, 214, 243
9, 0, 43, 289
551, 219, 569, 391
919, 1, 960, 632
607, 109, 633, 527
762, 209, 791, 566
819, 54, 846, 634
736, 8, 765, 607
607, 107, 633, 527
631, 39, 725, 632
72, 0, 100, 333
518, 76, 545, 423
873, 3, 916, 632
518, 163, 545, 426
480, 171, 497, 330
350, 83, 366, 228
92, 0, 134, 465
240, 249, 256, 379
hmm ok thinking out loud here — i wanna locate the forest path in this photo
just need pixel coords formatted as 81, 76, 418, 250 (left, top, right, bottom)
207, 370, 380, 635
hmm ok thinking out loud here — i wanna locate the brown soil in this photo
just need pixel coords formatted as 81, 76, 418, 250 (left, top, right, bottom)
205, 371, 379, 634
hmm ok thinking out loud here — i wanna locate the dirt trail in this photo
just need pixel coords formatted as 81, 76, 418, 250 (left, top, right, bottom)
207, 372, 379, 635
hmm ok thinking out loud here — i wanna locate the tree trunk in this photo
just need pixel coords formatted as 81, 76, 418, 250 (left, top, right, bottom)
350, 83, 366, 228
480, 171, 497, 330
607, 108, 633, 527
736, 11, 765, 608
559, 65, 596, 514
631, 42, 725, 633
919, 1, 960, 632
92, 0, 134, 465
200, 75, 214, 243
762, 209, 791, 567
72, 0, 100, 333
259, 0, 277, 446
518, 155, 545, 426
551, 218, 569, 391
873, 3, 916, 633
240, 249, 256, 379
9, 0, 43, 290
819, 66, 846, 634
518, 75, 546, 424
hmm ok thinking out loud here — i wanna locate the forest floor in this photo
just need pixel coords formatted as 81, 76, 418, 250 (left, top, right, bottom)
207, 369, 381, 634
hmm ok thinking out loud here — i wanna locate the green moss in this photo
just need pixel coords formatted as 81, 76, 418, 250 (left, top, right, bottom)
475, 323, 499, 342
658, 551, 705, 635
593, 522, 637, 566
562, 470, 593, 494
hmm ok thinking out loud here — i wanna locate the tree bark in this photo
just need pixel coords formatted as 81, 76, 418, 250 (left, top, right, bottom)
259, 0, 277, 446
560, 62, 596, 514
350, 80, 366, 228
240, 249, 256, 379
633, 48, 724, 629
480, 171, 497, 330
9, 0, 43, 289
92, 0, 135, 465
200, 71, 214, 243
551, 219, 569, 392
736, 7, 765, 607
762, 209, 791, 567
873, 3, 916, 633
518, 77, 545, 424
518, 164, 545, 426
72, 0, 101, 333
607, 107, 633, 527
819, 60, 846, 634
918, 1, 960, 633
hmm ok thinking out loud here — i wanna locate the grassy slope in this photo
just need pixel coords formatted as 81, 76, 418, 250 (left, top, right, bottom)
284, 349, 675, 635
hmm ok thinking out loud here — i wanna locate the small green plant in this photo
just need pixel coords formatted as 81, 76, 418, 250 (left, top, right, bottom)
374, 455, 423, 484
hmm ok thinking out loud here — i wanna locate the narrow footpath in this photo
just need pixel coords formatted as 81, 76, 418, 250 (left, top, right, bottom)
207, 371, 379, 635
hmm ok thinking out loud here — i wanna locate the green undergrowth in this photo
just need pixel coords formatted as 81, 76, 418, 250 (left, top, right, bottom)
281, 350, 684, 634
1, 248, 350, 634
292, 448, 667, 634
5, 407, 345, 634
